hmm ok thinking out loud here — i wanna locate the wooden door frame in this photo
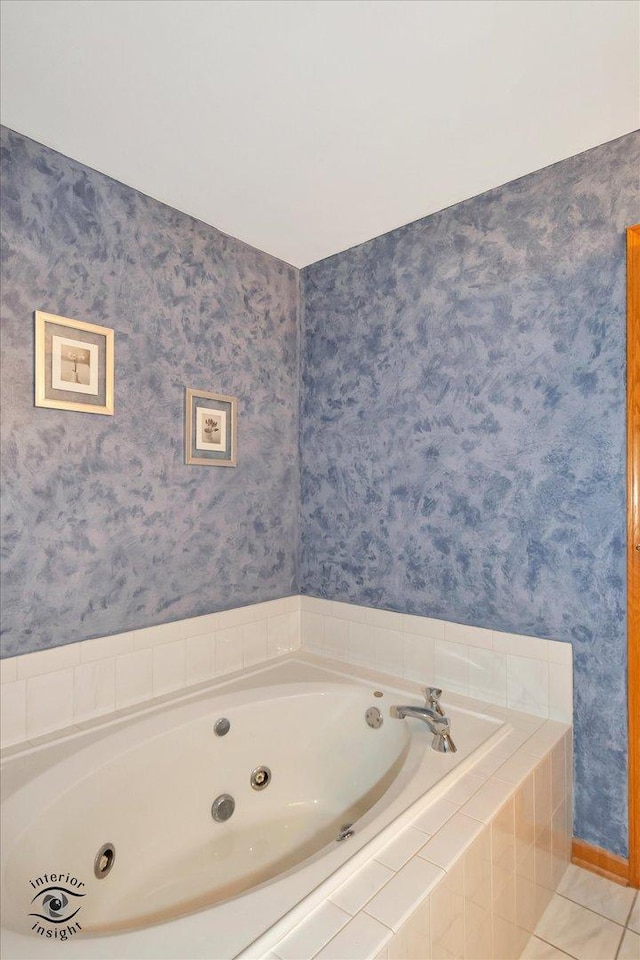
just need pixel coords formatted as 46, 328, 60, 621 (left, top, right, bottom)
628, 224, 639, 889
571, 226, 639, 888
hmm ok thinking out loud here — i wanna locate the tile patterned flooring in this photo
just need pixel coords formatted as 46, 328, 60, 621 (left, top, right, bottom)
522, 865, 639, 959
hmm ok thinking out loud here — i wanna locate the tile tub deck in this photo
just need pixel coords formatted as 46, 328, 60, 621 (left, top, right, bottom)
240, 654, 572, 960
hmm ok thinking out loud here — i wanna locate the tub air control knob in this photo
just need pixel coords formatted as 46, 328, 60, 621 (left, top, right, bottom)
211, 794, 235, 822
365, 707, 383, 729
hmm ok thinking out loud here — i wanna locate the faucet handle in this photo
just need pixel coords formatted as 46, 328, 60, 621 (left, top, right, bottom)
424, 686, 445, 716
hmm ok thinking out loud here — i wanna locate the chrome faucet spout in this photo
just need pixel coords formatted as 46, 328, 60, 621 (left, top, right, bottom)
390, 704, 444, 727
389, 704, 457, 753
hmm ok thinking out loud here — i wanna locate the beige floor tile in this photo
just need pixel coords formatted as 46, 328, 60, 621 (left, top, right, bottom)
520, 935, 574, 959
534, 894, 624, 960
617, 928, 639, 960
556, 864, 637, 925
628, 894, 640, 935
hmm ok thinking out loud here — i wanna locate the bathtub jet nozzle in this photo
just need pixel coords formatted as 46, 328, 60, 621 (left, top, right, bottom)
94, 843, 116, 879
250, 766, 271, 790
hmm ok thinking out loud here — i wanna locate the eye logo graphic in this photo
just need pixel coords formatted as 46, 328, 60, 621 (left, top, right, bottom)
28, 874, 86, 941
30, 888, 83, 923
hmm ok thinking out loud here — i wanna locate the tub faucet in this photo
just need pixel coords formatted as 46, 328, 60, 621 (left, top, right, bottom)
389, 704, 457, 753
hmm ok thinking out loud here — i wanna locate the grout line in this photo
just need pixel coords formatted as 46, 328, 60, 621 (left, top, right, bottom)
622, 889, 638, 930
614, 920, 629, 960
532, 933, 579, 959
607, 913, 625, 960
533, 891, 628, 960
552, 890, 629, 929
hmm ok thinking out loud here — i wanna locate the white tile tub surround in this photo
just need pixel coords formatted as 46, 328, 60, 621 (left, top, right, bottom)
0, 596, 573, 748
0, 596, 301, 748
2, 595, 573, 960
259, 711, 572, 960
299, 597, 573, 722
1, 640, 572, 960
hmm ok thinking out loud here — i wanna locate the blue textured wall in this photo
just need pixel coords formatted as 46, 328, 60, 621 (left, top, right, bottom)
300, 133, 639, 857
0, 127, 299, 657
2, 125, 638, 857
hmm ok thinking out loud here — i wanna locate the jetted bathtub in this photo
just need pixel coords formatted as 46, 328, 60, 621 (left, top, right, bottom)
0, 657, 509, 959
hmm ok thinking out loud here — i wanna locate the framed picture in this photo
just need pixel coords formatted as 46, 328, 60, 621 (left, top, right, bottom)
35, 311, 114, 415
185, 388, 237, 467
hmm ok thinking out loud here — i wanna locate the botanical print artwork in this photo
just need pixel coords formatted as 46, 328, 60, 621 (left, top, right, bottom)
185, 389, 237, 466
34, 311, 114, 415
51, 336, 99, 394
196, 406, 226, 451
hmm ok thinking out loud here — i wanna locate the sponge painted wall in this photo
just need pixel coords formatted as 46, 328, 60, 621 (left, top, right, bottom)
300, 132, 639, 857
0, 127, 299, 658
2, 124, 638, 858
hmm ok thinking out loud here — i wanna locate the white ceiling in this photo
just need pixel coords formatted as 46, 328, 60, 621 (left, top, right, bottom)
1, 1, 638, 268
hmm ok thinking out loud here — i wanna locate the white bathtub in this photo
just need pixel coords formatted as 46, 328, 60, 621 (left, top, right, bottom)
0, 657, 508, 959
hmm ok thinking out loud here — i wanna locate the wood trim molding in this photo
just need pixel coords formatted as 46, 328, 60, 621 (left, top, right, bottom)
572, 839, 630, 886
573, 231, 640, 891
628, 224, 640, 890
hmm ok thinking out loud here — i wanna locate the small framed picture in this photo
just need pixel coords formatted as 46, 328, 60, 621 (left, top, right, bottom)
185, 388, 237, 467
35, 311, 114, 415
